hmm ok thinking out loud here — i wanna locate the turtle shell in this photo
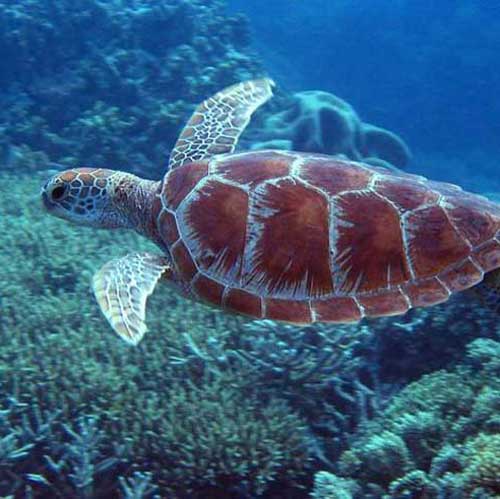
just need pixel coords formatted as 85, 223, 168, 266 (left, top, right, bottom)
153, 150, 500, 323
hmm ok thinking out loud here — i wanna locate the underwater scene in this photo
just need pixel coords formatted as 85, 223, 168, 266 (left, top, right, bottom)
1, 1, 499, 497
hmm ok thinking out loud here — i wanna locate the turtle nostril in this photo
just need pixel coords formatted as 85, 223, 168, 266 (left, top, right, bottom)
51, 185, 67, 201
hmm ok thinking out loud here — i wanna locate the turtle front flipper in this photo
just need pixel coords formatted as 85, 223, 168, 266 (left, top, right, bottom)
168, 78, 275, 170
92, 252, 172, 345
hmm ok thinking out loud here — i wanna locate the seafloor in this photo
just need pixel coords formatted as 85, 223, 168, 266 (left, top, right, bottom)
0, 1, 499, 498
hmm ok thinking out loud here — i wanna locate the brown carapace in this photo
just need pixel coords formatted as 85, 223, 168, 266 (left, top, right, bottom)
41, 79, 500, 344
154, 150, 500, 324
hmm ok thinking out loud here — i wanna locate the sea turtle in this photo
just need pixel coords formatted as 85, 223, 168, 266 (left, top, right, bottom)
41, 79, 500, 345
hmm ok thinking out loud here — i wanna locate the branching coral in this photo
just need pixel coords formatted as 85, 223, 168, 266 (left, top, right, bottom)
119, 471, 159, 499
0, 0, 262, 177
1, 168, 498, 497
0, 398, 140, 498
459, 434, 500, 495
0, 172, 310, 497
168, 318, 404, 470
134, 373, 311, 497
319, 335, 500, 498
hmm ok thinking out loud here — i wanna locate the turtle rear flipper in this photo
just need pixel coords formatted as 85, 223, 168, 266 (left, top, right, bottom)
92, 253, 171, 345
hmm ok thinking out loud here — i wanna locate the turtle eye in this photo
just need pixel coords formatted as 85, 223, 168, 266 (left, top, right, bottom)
50, 184, 67, 201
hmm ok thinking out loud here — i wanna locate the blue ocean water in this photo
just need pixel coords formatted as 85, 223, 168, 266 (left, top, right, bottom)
230, 0, 500, 192
1, 1, 500, 498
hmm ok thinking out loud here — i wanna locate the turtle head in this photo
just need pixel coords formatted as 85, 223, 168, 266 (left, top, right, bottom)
41, 168, 131, 229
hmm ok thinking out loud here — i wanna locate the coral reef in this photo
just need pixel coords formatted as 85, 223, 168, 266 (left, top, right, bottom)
0, 0, 418, 187
310, 471, 360, 499
0, 171, 312, 497
247, 90, 411, 170
317, 337, 500, 498
1, 1, 499, 498
2, 167, 498, 496
169, 319, 388, 463
135, 374, 310, 496
0, 0, 261, 177
0, 0, 412, 179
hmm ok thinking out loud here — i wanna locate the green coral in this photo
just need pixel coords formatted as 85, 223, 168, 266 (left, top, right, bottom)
458, 434, 500, 495
140, 374, 310, 496
338, 431, 413, 486
387, 470, 436, 499
330, 335, 500, 498
0, 172, 310, 497
1, 169, 499, 497
383, 371, 475, 425
310, 471, 360, 499
0, 0, 262, 177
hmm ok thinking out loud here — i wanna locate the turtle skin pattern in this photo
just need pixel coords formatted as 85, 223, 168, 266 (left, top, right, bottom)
152, 150, 500, 323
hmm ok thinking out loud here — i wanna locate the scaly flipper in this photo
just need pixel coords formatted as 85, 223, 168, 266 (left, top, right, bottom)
168, 78, 275, 170
92, 252, 171, 345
